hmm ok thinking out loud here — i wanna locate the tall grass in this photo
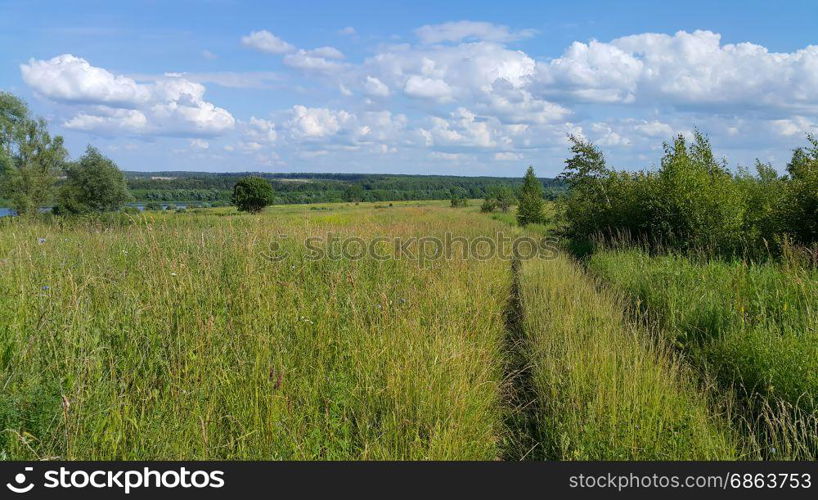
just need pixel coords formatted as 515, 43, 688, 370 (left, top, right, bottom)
0, 203, 510, 459
588, 249, 818, 458
517, 254, 737, 459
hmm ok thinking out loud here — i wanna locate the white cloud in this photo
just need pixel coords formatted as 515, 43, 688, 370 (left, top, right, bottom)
494, 152, 523, 161
338, 26, 357, 36
404, 75, 453, 100
415, 21, 535, 44
287, 105, 355, 138
419, 108, 500, 148
537, 30, 818, 114
21, 54, 149, 106
308, 46, 344, 59
241, 30, 295, 54
21, 54, 235, 137
201, 50, 218, 60
363, 76, 390, 97
283, 50, 346, 73
190, 138, 209, 149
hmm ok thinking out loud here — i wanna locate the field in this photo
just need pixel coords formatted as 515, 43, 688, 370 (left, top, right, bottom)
1, 201, 816, 460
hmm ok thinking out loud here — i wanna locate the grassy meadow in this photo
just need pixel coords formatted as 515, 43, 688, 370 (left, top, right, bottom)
1, 199, 816, 461
587, 249, 818, 458
0, 201, 512, 459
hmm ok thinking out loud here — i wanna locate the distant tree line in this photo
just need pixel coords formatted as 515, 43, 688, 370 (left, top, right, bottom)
560, 132, 818, 257
124, 171, 565, 205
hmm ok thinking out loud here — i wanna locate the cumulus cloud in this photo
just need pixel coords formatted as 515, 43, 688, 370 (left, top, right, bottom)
287, 105, 355, 138
283, 105, 407, 147
537, 30, 818, 114
241, 30, 295, 54
415, 21, 535, 44
21, 54, 235, 136
338, 26, 357, 36
404, 75, 453, 100
21, 54, 150, 106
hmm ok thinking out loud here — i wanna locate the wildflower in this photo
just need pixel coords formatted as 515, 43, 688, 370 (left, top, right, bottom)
41, 285, 50, 291
398, 298, 407, 305
770, 447, 777, 455
171, 272, 177, 277
37, 238, 46, 244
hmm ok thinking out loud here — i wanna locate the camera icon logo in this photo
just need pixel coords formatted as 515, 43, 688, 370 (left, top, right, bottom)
6, 467, 34, 494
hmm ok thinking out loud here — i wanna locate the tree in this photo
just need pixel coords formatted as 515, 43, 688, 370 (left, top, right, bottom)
450, 186, 468, 207
56, 146, 132, 214
480, 197, 497, 213
516, 166, 546, 226
231, 176, 274, 213
496, 186, 515, 212
561, 135, 611, 206
343, 184, 365, 202
779, 135, 818, 244
0, 92, 67, 215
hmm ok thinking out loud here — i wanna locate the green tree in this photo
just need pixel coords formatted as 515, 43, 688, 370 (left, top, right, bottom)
495, 186, 515, 212
56, 146, 132, 214
450, 186, 468, 207
516, 166, 545, 226
231, 176, 275, 213
779, 135, 818, 245
0, 92, 67, 215
343, 184, 365, 202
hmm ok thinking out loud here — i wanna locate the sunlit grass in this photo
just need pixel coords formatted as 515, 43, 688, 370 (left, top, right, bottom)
0, 203, 510, 459
588, 249, 818, 458
517, 255, 737, 459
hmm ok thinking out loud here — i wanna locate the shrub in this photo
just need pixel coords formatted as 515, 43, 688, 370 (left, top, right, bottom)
480, 198, 497, 213
450, 187, 468, 207
55, 146, 132, 215
231, 176, 274, 213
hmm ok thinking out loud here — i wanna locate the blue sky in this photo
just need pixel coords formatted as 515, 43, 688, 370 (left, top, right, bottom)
1, 0, 816, 176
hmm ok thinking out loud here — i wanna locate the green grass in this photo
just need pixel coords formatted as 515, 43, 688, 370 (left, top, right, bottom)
4, 199, 812, 461
588, 249, 818, 458
0, 202, 511, 459
517, 255, 737, 459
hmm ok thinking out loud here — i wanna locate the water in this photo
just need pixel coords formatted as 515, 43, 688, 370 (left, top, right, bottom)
0, 208, 16, 217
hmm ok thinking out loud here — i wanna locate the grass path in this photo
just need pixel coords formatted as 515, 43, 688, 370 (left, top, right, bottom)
516, 253, 737, 459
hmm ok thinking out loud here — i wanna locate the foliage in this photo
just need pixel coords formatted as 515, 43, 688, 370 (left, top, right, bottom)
231, 176, 275, 213
449, 186, 468, 207
516, 166, 546, 226
560, 132, 818, 257
124, 171, 566, 206
480, 198, 497, 213
0, 92, 67, 216
55, 146, 132, 214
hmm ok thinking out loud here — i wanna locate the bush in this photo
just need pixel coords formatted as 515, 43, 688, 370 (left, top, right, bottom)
231, 176, 274, 213
559, 132, 818, 257
480, 198, 497, 213
450, 187, 468, 207
55, 146, 131, 214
